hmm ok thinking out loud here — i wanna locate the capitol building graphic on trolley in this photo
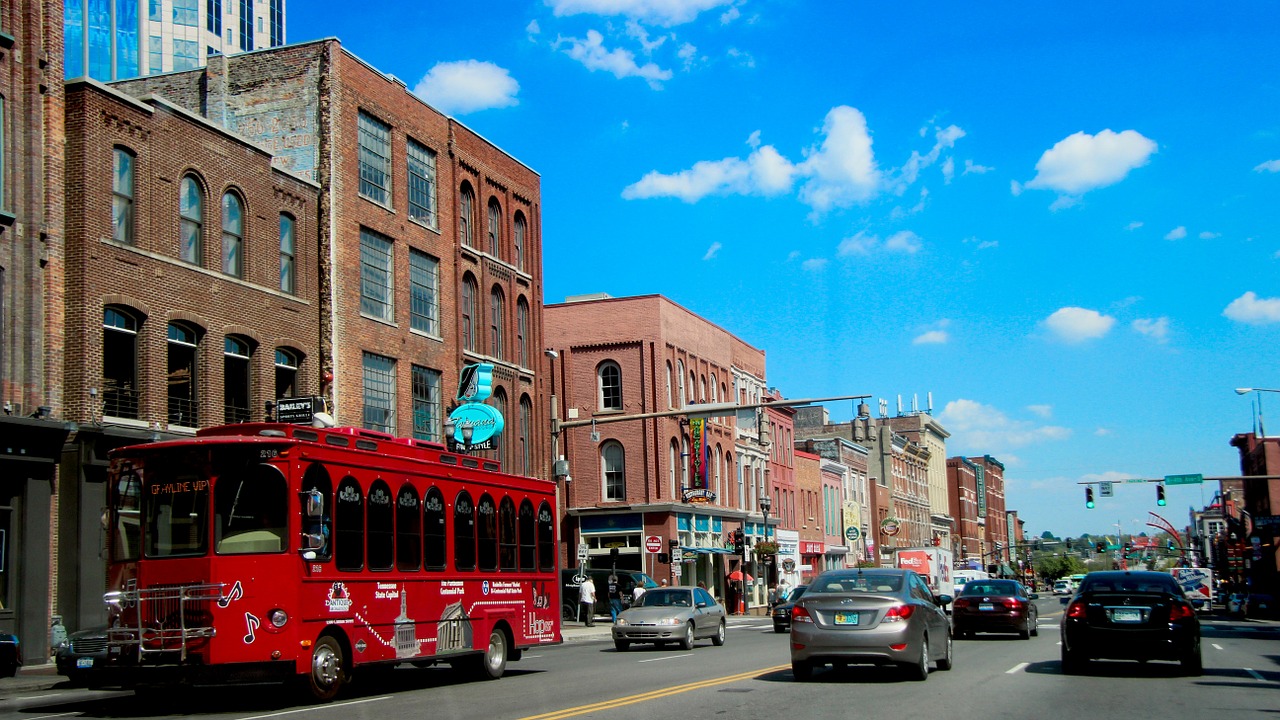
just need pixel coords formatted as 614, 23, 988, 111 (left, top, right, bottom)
395, 588, 418, 659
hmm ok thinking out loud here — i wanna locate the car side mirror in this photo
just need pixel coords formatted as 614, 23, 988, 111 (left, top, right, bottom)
936, 594, 953, 606
696, 601, 707, 608
1029, 593, 1040, 600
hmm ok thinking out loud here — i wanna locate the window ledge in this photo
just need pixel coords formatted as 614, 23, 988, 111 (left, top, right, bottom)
0, 210, 15, 226
0, 31, 14, 50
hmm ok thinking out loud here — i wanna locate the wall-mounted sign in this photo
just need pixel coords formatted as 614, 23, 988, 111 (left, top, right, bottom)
456, 363, 494, 402
447, 402, 504, 452
845, 526, 861, 542
275, 396, 323, 424
681, 487, 717, 504
880, 517, 902, 537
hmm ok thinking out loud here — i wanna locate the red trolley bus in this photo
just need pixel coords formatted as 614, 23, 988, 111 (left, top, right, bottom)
100, 421, 561, 700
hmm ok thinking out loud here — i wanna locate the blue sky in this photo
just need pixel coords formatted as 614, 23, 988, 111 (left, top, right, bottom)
288, 2, 1280, 537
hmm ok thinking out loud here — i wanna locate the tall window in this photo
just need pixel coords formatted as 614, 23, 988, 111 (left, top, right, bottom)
499, 497, 517, 571
518, 500, 536, 571
492, 390, 508, 466
461, 275, 477, 351
367, 480, 393, 571
598, 361, 622, 410
409, 249, 438, 335
279, 214, 295, 293
477, 494, 497, 571
357, 111, 391, 205
459, 184, 474, 247
454, 491, 475, 571
489, 287, 504, 359
103, 307, 140, 419
359, 228, 393, 321
411, 365, 441, 442
676, 360, 686, 406
602, 442, 625, 501
513, 213, 526, 271
407, 139, 437, 227
362, 351, 395, 432
180, 175, 202, 264
206, 0, 222, 34
424, 487, 446, 570
487, 198, 501, 256
395, 485, 421, 571
148, 35, 163, 74
112, 148, 134, 244
116, 0, 139, 78
666, 362, 673, 409
167, 322, 200, 427
221, 192, 243, 277
537, 502, 554, 571
519, 395, 532, 476
173, 0, 198, 25
238, 0, 254, 50
274, 348, 299, 399
335, 477, 363, 571
223, 336, 251, 423
516, 298, 529, 369
269, 0, 284, 45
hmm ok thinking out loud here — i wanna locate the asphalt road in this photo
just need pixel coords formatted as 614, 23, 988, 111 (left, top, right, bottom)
1, 598, 1275, 720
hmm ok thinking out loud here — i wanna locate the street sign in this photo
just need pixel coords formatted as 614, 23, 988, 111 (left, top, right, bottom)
1099, 481, 1114, 498
577, 542, 589, 560
671, 548, 683, 563
845, 526, 861, 542
1124, 478, 1148, 484
1164, 473, 1204, 486
645, 535, 662, 554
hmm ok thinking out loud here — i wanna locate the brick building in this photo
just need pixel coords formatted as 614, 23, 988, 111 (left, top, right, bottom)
794, 450, 824, 582
762, 390, 798, 587
946, 456, 982, 563
968, 455, 1010, 574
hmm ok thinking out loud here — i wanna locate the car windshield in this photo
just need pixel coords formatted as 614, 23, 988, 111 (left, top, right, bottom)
963, 582, 1020, 596
638, 589, 693, 607
810, 574, 902, 594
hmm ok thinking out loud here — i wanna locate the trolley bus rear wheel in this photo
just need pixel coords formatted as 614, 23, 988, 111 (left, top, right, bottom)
307, 635, 347, 701
467, 628, 508, 680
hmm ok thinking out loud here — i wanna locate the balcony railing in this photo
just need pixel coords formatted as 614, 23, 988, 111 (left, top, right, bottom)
104, 388, 140, 419
224, 403, 251, 424
167, 397, 198, 427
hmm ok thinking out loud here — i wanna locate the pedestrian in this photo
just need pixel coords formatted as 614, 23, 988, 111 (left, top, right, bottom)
607, 574, 623, 622
633, 583, 647, 606
578, 574, 597, 627
660, 579, 668, 587
726, 577, 738, 615
775, 578, 790, 605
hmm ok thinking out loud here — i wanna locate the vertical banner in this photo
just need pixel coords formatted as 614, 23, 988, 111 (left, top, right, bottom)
688, 417, 705, 489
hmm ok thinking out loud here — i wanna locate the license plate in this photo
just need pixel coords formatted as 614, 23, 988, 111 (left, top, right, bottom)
76, 657, 94, 669
979, 603, 995, 611
834, 612, 860, 625
1111, 608, 1142, 623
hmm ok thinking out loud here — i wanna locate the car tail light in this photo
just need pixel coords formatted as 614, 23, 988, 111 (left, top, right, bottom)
1004, 598, 1024, 611
883, 603, 915, 622
1169, 602, 1195, 621
952, 598, 971, 610
1066, 600, 1086, 619
792, 605, 813, 624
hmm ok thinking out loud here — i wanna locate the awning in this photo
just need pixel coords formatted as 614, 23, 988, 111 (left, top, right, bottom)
0, 416, 72, 479
681, 546, 736, 555
825, 545, 850, 555
997, 564, 1018, 577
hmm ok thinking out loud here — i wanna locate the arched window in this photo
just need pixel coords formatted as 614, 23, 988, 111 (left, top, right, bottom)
167, 322, 201, 427
279, 213, 296, 294
367, 480, 394, 571
223, 335, 252, 423
221, 191, 244, 277
423, 487, 446, 571
499, 497, 517, 571
487, 197, 501, 257
519, 395, 533, 476
396, 484, 421, 571
459, 184, 474, 247
517, 298, 529, 368
710, 373, 718, 403
492, 389, 508, 466
335, 477, 364, 572
454, 491, 475, 571
513, 212, 526, 271
275, 347, 300, 400
180, 175, 203, 264
681, 435, 691, 488
669, 439, 679, 498
700, 375, 707, 402
537, 502, 555, 572
518, 499, 536, 571
598, 361, 622, 411
113, 147, 135, 244
602, 441, 625, 501
461, 274, 478, 351
477, 493, 498, 571
676, 360, 686, 406
490, 286, 505, 359
714, 443, 723, 501
103, 306, 141, 419
665, 361, 674, 409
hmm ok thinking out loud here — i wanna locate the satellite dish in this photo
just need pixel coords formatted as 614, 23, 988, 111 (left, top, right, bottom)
312, 412, 336, 428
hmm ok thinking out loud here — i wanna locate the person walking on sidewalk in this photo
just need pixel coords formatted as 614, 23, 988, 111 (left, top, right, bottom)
579, 575, 597, 626
607, 575, 623, 622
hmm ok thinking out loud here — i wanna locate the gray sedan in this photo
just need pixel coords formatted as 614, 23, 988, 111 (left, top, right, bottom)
790, 568, 954, 681
612, 586, 727, 651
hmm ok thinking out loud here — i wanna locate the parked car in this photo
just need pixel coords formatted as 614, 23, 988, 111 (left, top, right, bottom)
789, 568, 953, 682
55, 626, 109, 687
951, 579, 1038, 639
1060, 570, 1201, 675
0, 633, 18, 678
772, 584, 809, 633
612, 586, 726, 651
561, 568, 659, 621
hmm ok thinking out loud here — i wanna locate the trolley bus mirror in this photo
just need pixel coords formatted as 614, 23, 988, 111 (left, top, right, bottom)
301, 532, 325, 552
301, 489, 324, 519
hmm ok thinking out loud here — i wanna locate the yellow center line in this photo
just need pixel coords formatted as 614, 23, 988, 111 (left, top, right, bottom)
519, 664, 790, 720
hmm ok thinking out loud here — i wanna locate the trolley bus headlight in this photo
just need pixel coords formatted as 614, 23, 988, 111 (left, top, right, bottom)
269, 609, 288, 628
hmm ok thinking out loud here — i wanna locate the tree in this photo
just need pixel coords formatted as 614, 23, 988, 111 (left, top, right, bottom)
1035, 553, 1087, 581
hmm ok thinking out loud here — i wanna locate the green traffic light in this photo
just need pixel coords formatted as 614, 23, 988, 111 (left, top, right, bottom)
1085, 487, 1095, 509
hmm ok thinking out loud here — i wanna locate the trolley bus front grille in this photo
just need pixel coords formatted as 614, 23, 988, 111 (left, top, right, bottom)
106, 583, 224, 662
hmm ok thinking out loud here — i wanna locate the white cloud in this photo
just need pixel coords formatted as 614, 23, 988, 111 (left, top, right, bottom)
703, 241, 722, 260
837, 229, 922, 256
797, 106, 882, 211
625, 20, 668, 54
884, 230, 922, 253
1027, 404, 1053, 418
557, 30, 673, 88
413, 60, 520, 115
786, 250, 801, 262
1132, 317, 1170, 343
1023, 129, 1157, 197
1164, 226, 1187, 240
720, 5, 739, 23
942, 156, 955, 184
1048, 195, 1080, 212
963, 159, 993, 175
1223, 291, 1280, 325
1254, 159, 1280, 173
1094, 427, 1112, 436
1044, 306, 1116, 343
897, 124, 965, 188
801, 258, 827, 272
726, 47, 755, 68
527, 19, 541, 35
938, 399, 1071, 452
1125, 221, 1144, 231
545, 0, 733, 26
677, 42, 698, 70
963, 236, 998, 250
621, 135, 796, 201
913, 330, 948, 345
1199, 231, 1221, 240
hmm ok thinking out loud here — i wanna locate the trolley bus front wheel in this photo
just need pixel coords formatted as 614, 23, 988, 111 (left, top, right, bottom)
307, 635, 347, 702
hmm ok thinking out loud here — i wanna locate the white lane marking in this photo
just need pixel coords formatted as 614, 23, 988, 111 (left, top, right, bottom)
523, 654, 543, 659
1212, 644, 1224, 650
238, 695, 391, 720
17, 696, 62, 702
637, 654, 693, 663
1244, 668, 1265, 682
25, 713, 79, 720
1006, 662, 1029, 674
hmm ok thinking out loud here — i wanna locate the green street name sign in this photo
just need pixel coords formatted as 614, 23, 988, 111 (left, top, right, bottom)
1164, 473, 1204, 486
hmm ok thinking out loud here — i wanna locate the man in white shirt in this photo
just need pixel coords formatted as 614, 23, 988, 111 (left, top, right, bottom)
632, 583, 647, 606
579, 575, 597, 626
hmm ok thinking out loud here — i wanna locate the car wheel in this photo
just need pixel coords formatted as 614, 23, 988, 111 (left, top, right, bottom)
1031, 614, 1039, 637
936, 633, 953, 671
614, 640, 630, 652
791, 660, 813, 681
679, 623, 695, 651
1018, 622, 1031, 640
711, 620, 726, 646
903, 634, 929, 681
307, 635, 346, 702
1181, 638, 1202, 676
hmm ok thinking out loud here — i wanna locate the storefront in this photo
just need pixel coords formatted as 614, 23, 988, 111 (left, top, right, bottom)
800, 540, 825, 581
775, 529, 801, 589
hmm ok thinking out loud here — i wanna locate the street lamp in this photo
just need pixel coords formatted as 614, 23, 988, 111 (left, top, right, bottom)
759, 495, 773, 603
1236, 387, 1280, 438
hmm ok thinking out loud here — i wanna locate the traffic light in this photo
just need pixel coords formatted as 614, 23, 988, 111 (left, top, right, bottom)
1167, 540, 1176, 552
1156, 484, 1167, 506
1096, 542, 1106, 553
1123, 542, 1133, 555
733, 529, 745, 554
1085, 487, 1095, 509
1065, 539, 1073, 550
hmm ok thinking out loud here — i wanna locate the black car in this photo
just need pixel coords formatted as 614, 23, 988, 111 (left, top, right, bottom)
771, 584, 808, 633
0, 633, 18, 678
1060, 570, 1200, 675
55, 627, 109, 687
951, 579, 1038, 639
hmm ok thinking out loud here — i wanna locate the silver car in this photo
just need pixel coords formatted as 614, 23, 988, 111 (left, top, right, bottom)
790, 568, 954, 681
612, 586, 727, 651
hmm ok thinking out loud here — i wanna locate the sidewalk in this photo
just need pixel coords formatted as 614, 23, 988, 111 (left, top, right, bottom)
0, 662, 65, 699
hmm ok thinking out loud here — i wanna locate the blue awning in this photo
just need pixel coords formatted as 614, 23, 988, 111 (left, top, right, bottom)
681, 546, 736, 555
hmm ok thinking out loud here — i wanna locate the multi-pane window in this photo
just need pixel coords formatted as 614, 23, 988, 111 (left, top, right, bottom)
409, 249, 438, 335
357, 111, 391, 205
224, 336, 251, 423
269, 0, 284, 45
599, 361, 622, 410
221, 192, 243, 277
172, 0, 198, 26
103, 307, 140, 419
359, 228, 393, 321
487, 198, 501, 256
459, 185, 474, 247
274, 348, 298, 399
147, 35, 163, 74
492, 390, 508, 466
513, 213, 526, 271
461, 275, 477, 351
279, 214, 295, 293
411, 365, 441, 442
407, 139, 437, 227
206, 0, 222, 34
116, 0, 139, 78
112, 148, 134, 244
238, 0, 254, 50
602, 442, 625, 501
489, 287, 504, 359
179, 175, 202, 264
167, 322, 200, 427
173, 39, 198, 71
519, 396, 532, 476
516, 299, 529, 368
362, 351, 396, 432
149, 0, 161, 21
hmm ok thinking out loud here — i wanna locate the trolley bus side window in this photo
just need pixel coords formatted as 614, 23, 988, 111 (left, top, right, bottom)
111, 463, 144, 561
214, 462, 288, 554
335, 476, 364, 571
301, 464, 333, 561
424, 487, 447, 571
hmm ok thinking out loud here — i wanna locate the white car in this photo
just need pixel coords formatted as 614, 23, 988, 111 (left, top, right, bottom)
1052, 580, 1071, 595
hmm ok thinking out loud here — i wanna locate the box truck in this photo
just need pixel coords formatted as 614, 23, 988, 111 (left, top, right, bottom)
893, 546, 955, 596
1169, 567, 1215, 611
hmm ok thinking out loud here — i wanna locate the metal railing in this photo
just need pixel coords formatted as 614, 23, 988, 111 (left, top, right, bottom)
105, 583, 224, 663
167, 397, 199, 427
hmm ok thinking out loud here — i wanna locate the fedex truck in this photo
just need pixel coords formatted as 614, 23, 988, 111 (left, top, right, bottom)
1170, 567, 1215, 611
893, 547, 955, 596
